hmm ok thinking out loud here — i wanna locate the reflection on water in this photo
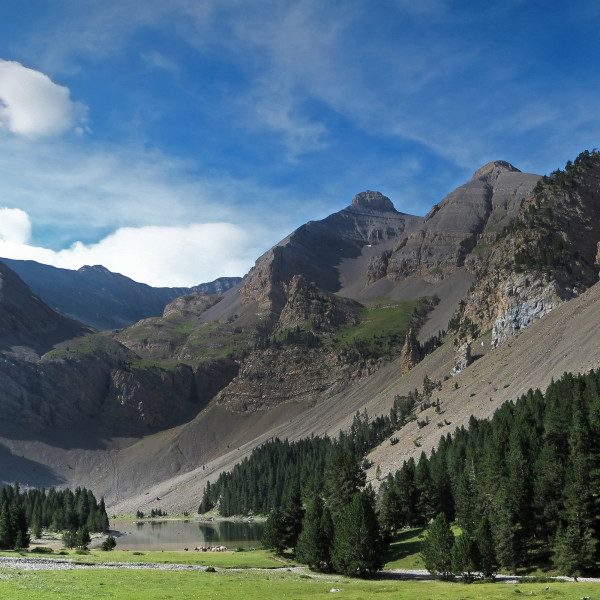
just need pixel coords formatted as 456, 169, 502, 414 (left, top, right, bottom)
112, 519, 265, 551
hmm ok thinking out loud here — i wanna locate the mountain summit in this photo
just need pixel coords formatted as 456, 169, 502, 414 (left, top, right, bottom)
351, 190, 396, 212
5, 152, 600, 516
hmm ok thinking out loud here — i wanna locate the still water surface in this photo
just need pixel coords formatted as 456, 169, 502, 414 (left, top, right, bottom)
112, 519, 265, 551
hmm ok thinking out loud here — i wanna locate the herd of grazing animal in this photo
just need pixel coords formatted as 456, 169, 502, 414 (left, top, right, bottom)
191, 545, 228, 552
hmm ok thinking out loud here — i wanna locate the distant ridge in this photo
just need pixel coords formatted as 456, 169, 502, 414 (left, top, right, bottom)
0, 258, 241, 330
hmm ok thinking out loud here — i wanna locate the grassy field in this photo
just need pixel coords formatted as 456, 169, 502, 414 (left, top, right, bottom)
382, 527, 427, 570
0, 567, 597, 600
0, 548, 293, 569
2, 529, 598, 599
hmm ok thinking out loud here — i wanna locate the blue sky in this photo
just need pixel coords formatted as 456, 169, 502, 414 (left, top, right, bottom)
0, 0, 598, 286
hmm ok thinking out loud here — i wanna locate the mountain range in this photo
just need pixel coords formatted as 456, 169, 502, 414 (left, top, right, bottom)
0, 258, 240, 330
1, 150, 599, 515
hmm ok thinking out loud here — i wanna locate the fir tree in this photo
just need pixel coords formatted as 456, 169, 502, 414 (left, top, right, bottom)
261, 507, 286, 554
0, 504, 14, 550
295, 495, 332, 571
421, 512, 455, 579
451, 532, 478, 579
330, 491, 383, 577
474, 516, 496, 577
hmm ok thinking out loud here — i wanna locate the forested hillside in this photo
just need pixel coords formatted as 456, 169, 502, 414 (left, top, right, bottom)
200, 370, 600, 576
0, 484, 108, 550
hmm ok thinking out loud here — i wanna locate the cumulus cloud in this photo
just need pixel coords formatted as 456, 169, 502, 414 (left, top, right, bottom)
0, 207, 32, 244
0, 60, 86, 137
0, 220, 260, 287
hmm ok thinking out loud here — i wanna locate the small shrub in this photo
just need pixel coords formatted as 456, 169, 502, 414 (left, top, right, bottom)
132, 551, 144, 555
205, 566, 216, 572
30, 546, 53, 554
75, 549, 90, 555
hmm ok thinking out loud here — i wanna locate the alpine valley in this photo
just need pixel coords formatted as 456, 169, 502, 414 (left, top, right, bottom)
2, 149, 600, 520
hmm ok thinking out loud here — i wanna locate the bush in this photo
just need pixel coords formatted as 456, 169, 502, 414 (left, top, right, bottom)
30, 546, 53, 554
101, 535, 117, 551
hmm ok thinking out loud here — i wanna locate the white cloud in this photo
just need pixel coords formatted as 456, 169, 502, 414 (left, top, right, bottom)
0, 207, 32, 244
0, 221, 262, 287
0, 60, 86, 137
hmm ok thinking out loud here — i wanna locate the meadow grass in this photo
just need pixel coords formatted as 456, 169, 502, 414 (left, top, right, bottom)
334, 300, 419, 345
0, 567, 597, 600
0, 548, 291, 569
382, 527, 427, 570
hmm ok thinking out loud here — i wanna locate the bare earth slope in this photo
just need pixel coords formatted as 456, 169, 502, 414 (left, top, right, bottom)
81, 276, 600, 513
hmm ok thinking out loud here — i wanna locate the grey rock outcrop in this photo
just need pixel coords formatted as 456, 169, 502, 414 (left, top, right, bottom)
400, 329, 422, 375
452, 341, 472, 375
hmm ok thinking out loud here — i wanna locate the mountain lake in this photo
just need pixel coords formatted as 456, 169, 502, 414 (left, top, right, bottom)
110, 519, 265, 551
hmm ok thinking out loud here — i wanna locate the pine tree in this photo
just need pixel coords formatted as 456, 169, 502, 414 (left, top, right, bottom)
62, 528, 77, 549
330, 491, 383, 577
553, 523, 596, 578
9, 504, 30, 549
378, 481, 402, 536
421, 512, 455, 579
474, 516, 496, 577
323, 451, 366, 521
451, 531, 478, 579
282, 491, 304, 550
295, 495, 332, 571
76, 525, 91, 549
0, 504, 14, 550
261, 508, 286, 554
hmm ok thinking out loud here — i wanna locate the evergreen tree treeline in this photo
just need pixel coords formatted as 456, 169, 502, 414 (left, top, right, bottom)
0, 484, 109, 550
199, 379, 439, 517
381, 370, 600, 576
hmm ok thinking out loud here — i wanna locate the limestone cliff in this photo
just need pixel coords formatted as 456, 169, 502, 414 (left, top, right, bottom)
456, 150, 600, 347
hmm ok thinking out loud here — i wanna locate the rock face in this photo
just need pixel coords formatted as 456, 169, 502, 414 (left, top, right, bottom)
238, 192, 424, 323
380, 162, 540, 282
400, 329, 422, 375
457, 151, 600, 347
1, 258, 240, 330
490, 275, 567, 348
452, 341, 472, 375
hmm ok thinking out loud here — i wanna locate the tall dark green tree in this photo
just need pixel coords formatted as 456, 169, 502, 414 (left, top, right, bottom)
282, 491, 304, 550
451, 531, 478, 579
474, 516, 496, 577
0, 504, 14, 550
421, 512, 455, 579
330, 491, 383, 577
295, 495, 332, 571
323, 451, 366, 520
261, 507, 287, 554
9, 505, 30, 550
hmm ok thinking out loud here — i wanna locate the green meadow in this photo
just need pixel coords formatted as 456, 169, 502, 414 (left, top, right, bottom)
0, 567, 597, 600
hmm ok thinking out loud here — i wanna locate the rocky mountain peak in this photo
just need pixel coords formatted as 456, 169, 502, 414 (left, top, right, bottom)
471, 160, 520, 183
77, 264, 113, 275
351, 191, 396, 212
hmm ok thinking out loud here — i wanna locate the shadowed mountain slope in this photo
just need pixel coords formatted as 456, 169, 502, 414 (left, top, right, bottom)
7, 156, 596, 516
1, 258, 240, 330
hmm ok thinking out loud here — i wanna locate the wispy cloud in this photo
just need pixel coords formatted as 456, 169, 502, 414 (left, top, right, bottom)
141, 50, 180, 73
